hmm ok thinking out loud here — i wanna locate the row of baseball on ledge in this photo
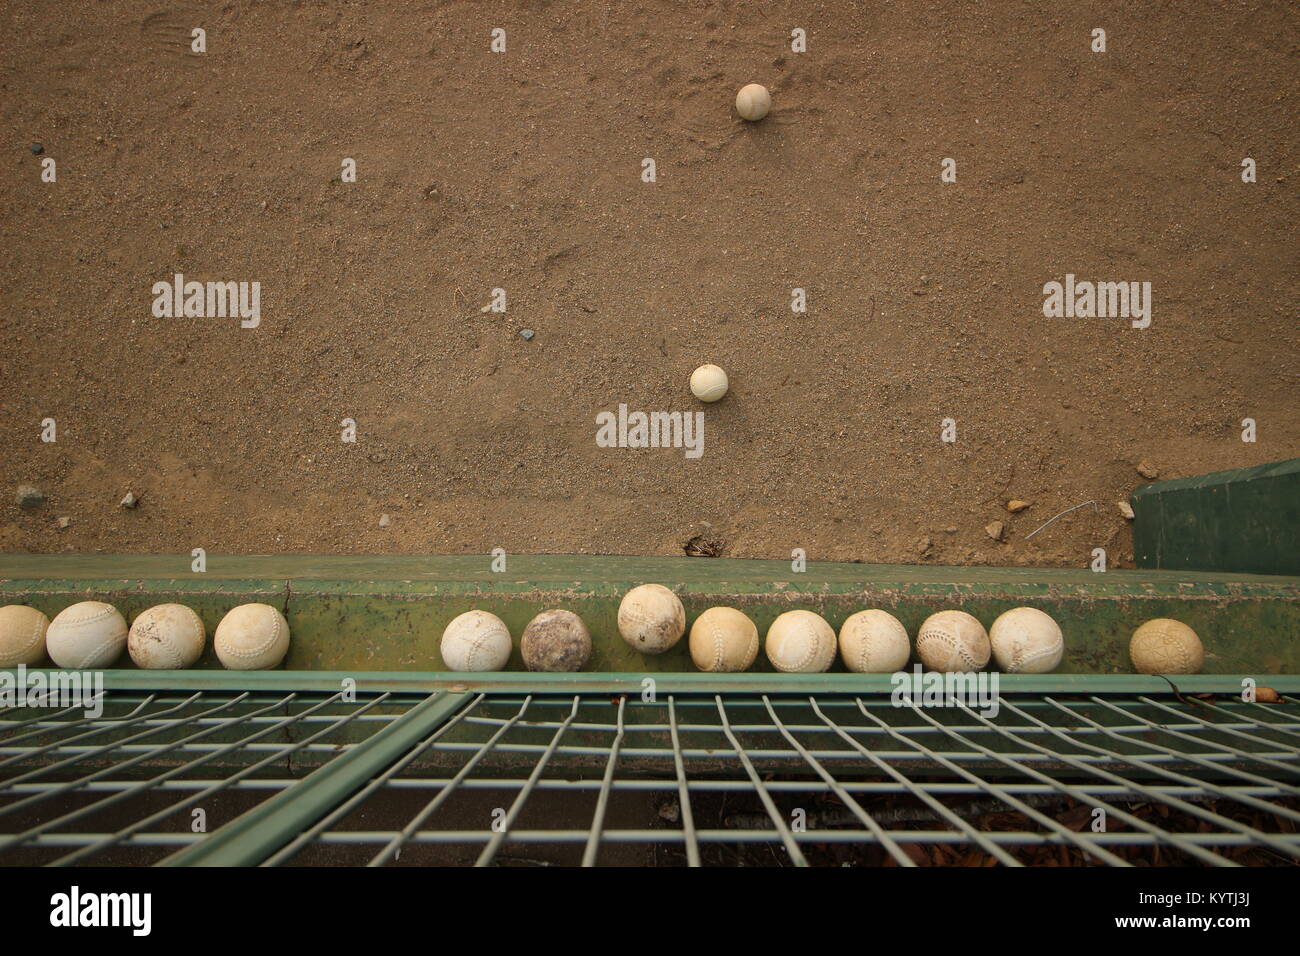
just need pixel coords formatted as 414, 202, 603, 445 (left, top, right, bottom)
449, 584, 1204, 675
0, 585, 1206, 675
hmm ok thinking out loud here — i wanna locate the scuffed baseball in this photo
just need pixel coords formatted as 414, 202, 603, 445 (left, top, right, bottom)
735, 83, 771, 121
989, 607, 1064, 674
916, 610, 990, 672
214, 603, 290, 671
128, 603, 206, 669
691, 606, 759, 671
441, 610, 512, 672
689, 606, 759, 672
839, 609, 910, 673
1130, 618, 1204, 675
0, 605, 50, 667
689, 364, 729, 402
765, 610, 837, 673
521, 609, 592, 672
46, 601, 128, 669
618, 584, 685, 655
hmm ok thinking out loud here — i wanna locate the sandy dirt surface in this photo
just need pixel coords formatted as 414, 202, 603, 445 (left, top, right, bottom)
1, 0, 1296, 567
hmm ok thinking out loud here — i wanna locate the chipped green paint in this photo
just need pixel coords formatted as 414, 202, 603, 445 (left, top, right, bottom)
0, 554, 1296, 674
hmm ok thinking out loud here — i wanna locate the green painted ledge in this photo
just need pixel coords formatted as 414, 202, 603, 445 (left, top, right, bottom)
0, 554, 1296, 675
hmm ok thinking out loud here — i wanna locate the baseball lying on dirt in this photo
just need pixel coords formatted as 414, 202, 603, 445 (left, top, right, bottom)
735, 83, 771, 121
521, 609, 592, 672
441, 610, 512, 671
689, 606, 759, 672
618, 584, 686, 655
214, 603, 290, 670
839, 609, 910, 673
128, 603, 206, 670
689, 364, 729, 402
46, 601, 128, 669
989, 607, 1064, 674
766, 610, 837, 673
916, 610, 991, 672
0, 605, 50, 667
1130, 618, 1204, 675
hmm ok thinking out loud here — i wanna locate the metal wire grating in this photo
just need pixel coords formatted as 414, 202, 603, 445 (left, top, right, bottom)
2, 684, 1297, 866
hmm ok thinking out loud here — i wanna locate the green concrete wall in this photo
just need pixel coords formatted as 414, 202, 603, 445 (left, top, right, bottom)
1, 554, 1297, 675
1132, 457, 1300, 575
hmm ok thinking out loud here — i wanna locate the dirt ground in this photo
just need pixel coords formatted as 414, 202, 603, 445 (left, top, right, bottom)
1, 0, 1296, 567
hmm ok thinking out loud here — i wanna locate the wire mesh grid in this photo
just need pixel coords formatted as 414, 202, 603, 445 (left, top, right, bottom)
1, 687, 1297, 867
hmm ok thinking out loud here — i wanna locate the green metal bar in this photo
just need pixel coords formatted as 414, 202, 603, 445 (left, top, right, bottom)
365, 695, 526, 867
21, 669, 1300, 696
666, 698, 701, 867
582, 695, 626, 867
161, 691, 470, 867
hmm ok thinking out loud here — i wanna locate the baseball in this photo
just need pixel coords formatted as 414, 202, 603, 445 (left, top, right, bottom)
916, 610, 990, 672
838, 609, 910, 673
440, 610, 512, 672
46, 601, 128, 669
691, 606, 759, 671
0, 605, 50, 667
1130, 618, 1204, 675
689, 364, 729, 402
735, 83, 771, 121
214, 603, 291, 670
989, 607, 1064, 673
521, 609, 592, 672
128, 603, 206, 669
689, 606, 759, 672
617, 584, 686, 655
765, 610, 837, 673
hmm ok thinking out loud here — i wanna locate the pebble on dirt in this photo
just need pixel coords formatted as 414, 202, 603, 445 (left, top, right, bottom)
1136, 461, 1160, 480
16, 485, 44, 510
29, 142, 43, 155
379, 513, 392, 527
120, 491, 139, 509
1117, 501, 1135, 520
57, 516, 71, 528
519, 328, 535, 341
985, 520, 1005, 541
1005, 499, 1031, 513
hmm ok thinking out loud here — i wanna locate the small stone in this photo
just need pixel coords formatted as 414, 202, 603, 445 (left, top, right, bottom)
379, 513, 392, 527
984, 520, 1005, 541
1006, 499, 1031, 513
914, 536, 933, 555
658, 798, 681, 824
943, 526, 957, 533
519, 328, 535, 341
120, 491, 139, 509
1136, 461, 1159, 480
29, 142, 43, 155
1117, 500, 1135, 520
16, 485, 44, 510
57, 516, 71, 529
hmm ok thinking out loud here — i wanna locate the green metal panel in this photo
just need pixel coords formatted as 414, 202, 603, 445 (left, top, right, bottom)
1, 553, 1297, 674
1132, 457, 1300, 575
159, 691, 471, 867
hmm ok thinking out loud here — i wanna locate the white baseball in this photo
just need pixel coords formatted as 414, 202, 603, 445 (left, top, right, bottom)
766, 610, 837, 673
214, 603, 290, 670
618, 584, 686, 655
128, 603, 206, 670
915, 610, 990, 672
689, 606, 759, 672
0, 605, 50, 667
839, 609, 910, 673
1130, 618, 1204, 675
441, 610, 512, 672
690, 364, 729, 402
989, 607, 1064, 674
735, 83, 771, 121
46, 601, 128, 669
